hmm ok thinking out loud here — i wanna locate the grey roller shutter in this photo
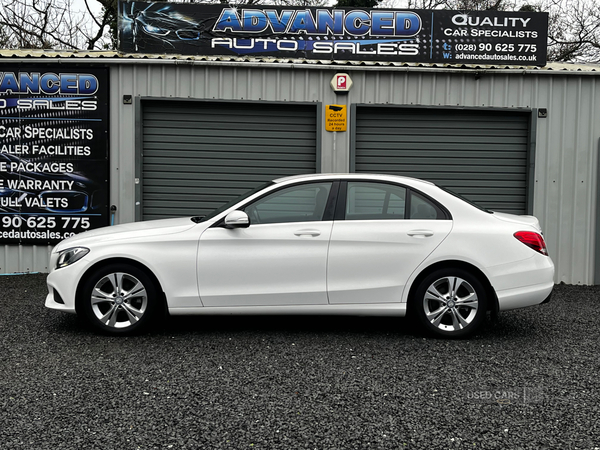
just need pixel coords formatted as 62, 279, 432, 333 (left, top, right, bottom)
353, 107, 531, 214
141, 100, 319, 220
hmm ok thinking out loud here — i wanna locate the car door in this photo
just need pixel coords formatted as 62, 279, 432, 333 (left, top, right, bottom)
327, 180, 452, 304
198, 181, 336, 307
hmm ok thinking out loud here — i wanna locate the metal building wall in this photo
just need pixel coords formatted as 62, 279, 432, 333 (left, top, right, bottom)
106, 64, 600, 285
0, 244, 52, 274
2, 59, 599, 285
342, 70, 600, 285
109, 63, 346, 226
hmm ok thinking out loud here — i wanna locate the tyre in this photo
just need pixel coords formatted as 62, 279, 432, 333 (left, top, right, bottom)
79, 263, 160, 335
412, 268, 487, 338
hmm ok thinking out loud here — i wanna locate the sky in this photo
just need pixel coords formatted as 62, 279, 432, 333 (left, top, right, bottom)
71, 0, 103, 17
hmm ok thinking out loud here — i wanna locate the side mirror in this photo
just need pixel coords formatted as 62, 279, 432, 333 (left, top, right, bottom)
224, 210, 250, 229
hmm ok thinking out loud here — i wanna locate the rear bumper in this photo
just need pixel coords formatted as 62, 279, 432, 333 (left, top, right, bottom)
541, 290, 553, 304
487, 251, 554, 312
496, 281, 554, 311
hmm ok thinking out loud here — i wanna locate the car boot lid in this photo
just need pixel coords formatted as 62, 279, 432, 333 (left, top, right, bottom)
492, 211, 542, 231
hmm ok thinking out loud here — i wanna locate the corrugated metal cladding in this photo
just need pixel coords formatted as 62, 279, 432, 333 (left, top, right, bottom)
352, 107, 530, 214
2, 58, 600, 285
108, 65, 600, 285
140, 100, 319, 220
0, 245, 52, 274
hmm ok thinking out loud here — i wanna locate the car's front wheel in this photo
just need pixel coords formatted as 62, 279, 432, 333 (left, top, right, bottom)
79, 264, 160, 335
412, 268, 487, 338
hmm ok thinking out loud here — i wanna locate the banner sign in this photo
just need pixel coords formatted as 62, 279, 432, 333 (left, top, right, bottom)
118, 2, 548, 66
0, 66, 109, 245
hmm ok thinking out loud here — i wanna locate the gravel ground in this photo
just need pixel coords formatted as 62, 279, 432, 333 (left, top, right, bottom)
0, 274, 599, 450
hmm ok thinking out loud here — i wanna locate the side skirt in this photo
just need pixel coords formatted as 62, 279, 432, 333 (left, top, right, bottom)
169, 303, 407, 317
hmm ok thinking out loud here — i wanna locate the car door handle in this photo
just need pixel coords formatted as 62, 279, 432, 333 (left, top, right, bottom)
294, 229, 321, 237
407, 230, 434, 238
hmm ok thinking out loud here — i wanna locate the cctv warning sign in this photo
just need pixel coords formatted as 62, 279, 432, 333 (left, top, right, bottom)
325, 105, 347, 132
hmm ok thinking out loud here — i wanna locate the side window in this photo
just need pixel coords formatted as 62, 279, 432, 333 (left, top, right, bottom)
244, 182, 332, 225
409, 191, 445, 220
346, 182, 406, 220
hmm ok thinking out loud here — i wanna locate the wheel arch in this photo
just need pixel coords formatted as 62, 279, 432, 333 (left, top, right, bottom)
407, 260, 499, 314
74, 257, 168, 315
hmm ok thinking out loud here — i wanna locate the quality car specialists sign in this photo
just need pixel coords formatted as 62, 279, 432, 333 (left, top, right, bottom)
0, 66, 109, 244
118, 2, 548, 66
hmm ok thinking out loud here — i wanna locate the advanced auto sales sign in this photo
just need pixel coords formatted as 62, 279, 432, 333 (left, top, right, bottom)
118, 2, 548, 66
0, 66, 109, 244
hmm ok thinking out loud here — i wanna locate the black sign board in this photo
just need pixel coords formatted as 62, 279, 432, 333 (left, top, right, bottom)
0, 65, 109, 245
118, 2, 548, 66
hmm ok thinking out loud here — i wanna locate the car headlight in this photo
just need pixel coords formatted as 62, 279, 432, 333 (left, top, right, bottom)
142, 23, 170, 36
56, 247, 89, 269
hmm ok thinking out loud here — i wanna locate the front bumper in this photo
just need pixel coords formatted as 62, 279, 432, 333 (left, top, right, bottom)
45, 256, 93, 314
45, 285, 77, 314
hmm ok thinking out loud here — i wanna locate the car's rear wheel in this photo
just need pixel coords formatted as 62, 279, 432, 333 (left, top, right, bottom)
413, 268, 487, 338
80, 264, 160, 335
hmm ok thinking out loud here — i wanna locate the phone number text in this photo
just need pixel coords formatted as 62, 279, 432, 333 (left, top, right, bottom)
2, 215, 91, 230
454, 43, 537, 53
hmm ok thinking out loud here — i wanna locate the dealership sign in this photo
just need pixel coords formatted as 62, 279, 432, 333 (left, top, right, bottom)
0, 66, 109, 244
118, 3, 548, 66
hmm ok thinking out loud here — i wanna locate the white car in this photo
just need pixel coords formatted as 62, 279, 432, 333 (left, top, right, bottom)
46, 173, 554, 338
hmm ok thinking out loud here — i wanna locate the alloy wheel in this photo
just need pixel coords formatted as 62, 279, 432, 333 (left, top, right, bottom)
90, 272, 149, 329
422, 276, 479, 333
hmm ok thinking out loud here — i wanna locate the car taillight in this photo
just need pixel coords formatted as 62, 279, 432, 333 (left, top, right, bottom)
514, 231, 548, 256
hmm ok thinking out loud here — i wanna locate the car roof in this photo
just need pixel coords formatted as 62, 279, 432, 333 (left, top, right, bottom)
273, 173, 436, 186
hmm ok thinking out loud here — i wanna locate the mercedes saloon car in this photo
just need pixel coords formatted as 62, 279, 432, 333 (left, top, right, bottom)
46, 173, 554, 338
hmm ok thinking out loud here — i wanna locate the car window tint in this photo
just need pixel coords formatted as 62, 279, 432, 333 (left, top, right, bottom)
345, 182, 406, 220
245, 182, 332, 224
409, 191, 444, 220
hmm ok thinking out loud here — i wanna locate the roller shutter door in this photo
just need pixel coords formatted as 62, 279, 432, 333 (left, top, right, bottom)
141, 100, 319, 220
353, 107, 531, 214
